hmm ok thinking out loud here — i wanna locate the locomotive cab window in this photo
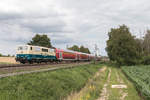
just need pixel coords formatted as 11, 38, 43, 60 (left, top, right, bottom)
18, 46, 28, 51
42, 48, 48, 52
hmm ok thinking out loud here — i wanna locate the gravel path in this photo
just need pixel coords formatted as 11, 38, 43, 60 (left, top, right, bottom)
97, 68, 111, 100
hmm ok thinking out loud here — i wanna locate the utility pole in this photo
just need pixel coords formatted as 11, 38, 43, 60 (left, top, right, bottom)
139, 29, 144, 55
94, 44, 98, 64
66, 45, 69, 49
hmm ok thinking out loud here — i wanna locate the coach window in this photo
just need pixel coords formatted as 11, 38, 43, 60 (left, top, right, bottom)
30, 47, 32, 50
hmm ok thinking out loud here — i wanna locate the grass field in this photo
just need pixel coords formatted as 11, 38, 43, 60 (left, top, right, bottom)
122, 65, 150, 100
0, 63, 102, 100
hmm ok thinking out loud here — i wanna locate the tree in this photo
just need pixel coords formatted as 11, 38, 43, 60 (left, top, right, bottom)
80, 46, 85, 53
7, 54, 10, 57
143, 30, 150, 55
68, 45, 91, 54
28, 34, 52, 48
106, 25, 140, 66
0, 53, 2, 57
134, 38, 144, 56
80, 45, 91, 54
84, 47, 91, 54
68, 45, 80, 52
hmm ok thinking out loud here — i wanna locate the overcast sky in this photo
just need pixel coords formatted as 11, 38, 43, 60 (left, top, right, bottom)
0, 0, 150, 56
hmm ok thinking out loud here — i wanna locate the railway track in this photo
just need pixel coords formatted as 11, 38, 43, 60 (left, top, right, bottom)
0, 62, 75, 68
0, 62, 90, 69
0, 62, 90, 78
0, 63, 55, 68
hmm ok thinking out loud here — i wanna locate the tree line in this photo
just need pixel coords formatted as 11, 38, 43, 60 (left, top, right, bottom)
68, 45, 91, 54
106, 25, 150, 66
27, 34, 91, 54
0, 53, 13, 57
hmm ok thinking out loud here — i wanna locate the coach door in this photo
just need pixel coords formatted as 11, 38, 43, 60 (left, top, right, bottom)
59, 52, 63, 60
77, 54, 80, 61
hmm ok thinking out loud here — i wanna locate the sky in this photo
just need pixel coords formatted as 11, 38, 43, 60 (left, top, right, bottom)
0, 0, 150, 56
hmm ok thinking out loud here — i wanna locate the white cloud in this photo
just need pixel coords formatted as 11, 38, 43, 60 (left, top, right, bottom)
0, 0, 150, 56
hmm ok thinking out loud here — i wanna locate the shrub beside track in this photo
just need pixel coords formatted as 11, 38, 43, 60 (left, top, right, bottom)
0, 63, 102, 100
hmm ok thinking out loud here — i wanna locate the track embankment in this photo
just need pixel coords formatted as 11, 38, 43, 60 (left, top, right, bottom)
0, 62, 89, 78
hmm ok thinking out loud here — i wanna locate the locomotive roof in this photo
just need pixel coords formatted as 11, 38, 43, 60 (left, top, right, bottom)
17, 45, 54, 49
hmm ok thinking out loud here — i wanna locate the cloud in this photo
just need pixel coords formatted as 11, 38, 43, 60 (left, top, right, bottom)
0, 0, 150, 56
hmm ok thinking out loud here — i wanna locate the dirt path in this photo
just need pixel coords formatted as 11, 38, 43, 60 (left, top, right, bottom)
97, 68, 111, 100
97, 67, 140, 100
116, 70, 128, 100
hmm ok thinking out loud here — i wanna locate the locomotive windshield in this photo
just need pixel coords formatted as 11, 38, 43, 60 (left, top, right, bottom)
18, 46, 28, 51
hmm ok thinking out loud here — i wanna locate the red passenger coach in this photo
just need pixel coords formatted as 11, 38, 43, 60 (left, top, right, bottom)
55, 48, 77, 61
89, 54, 95, 60
55, 48, 96, 62
79, 53, 89, 61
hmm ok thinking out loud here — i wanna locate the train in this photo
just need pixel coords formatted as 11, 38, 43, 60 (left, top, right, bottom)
15, 45, 101, 64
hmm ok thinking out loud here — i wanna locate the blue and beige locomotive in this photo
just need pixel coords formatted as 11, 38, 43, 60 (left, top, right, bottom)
16, 45, 56, 64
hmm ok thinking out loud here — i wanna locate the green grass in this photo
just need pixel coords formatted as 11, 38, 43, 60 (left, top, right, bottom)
0, 63, 102, 100
77, 67, 109, 100
87, 67, 109, 100
118, 68, 141, 100
122, 65, 150, 100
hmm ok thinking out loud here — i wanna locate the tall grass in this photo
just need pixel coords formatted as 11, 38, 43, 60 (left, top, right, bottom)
0, 63, 102, 100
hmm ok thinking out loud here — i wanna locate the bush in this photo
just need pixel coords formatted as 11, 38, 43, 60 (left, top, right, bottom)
141, 56, 150, 65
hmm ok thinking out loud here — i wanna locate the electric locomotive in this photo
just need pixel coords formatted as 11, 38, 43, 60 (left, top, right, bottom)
16, 45, 56, 64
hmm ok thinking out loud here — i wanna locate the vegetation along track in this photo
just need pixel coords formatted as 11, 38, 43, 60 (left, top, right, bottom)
0, 63, 101, 100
